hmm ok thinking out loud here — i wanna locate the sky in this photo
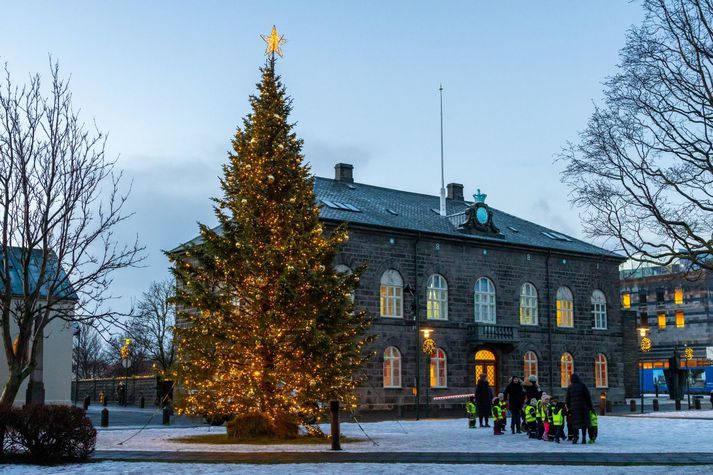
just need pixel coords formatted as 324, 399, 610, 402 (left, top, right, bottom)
0, 1, 645, 313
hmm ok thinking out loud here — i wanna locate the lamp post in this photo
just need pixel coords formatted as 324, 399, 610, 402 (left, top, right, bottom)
421, 328, 436, 418
120, 338, 132, 406
684, 345, 693, 410
72, 324, 81, 406
404, 284, 420, 420
637, 326, 651, 414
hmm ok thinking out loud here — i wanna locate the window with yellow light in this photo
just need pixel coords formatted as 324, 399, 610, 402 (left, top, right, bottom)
622, 292, 631, 309
657, 312, 666, 330
675, 310, 685, 328
674, 287, 683, 305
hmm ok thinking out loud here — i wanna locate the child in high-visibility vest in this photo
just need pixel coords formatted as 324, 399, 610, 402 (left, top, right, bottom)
466, 396, 477, 429
549, 396, 565, 443
524, 398, 538, 438
491, 396, 505, 435
538, 393, 550, 441
588, 410, 598, 443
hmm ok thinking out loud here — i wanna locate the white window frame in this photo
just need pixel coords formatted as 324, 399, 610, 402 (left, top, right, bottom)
592, 289, 607, 330
380, 269, 403, 318
383, 346, 402, 388
426, 274, 448, 320
561, 352, 574, 387
595, 353, 608, 388
524, 351, 538, 380
556, 287, 574, 328
430, 348, 447, 388
474, 277, 496, 323
520, 282, 538, 326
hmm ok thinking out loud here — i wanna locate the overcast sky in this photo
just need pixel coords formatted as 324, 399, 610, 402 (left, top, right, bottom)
0, 1, 644, 313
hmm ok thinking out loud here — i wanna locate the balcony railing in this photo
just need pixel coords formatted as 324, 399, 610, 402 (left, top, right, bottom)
466, 323, 518, 344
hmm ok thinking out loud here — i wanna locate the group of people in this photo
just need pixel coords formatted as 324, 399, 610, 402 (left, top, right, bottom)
466, 373, 598, 444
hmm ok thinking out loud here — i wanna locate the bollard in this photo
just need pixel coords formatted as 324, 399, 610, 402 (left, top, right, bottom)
83, 395, 90, 411
330, 400, 341, 451
162, 407, 171, 425
653, 399, 659, 411
140, 396, 145, 409
630, 399, 637, 412
599, 392, 606, 416
101, 408, 109, 427
694, 397, 701, 410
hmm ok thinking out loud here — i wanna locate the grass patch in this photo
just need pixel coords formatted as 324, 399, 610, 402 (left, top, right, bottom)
170, 433, 365, 445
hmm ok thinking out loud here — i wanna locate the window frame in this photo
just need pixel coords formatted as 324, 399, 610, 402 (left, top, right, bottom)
380, 269, 403, 318
430, 347, 447, 388
657, 311, 667, 330
383, 346, 402, 388
426, 274, 448, 321
474, 277, 497, 323
560, 352, 574, 388
591, 289, 607, 330
523, 351, 538, 381
556, 287, 574, 328
519, 282, 538, 326
595, 353, 608, 388
675, 310, 685, 328
674, 287, 684, 305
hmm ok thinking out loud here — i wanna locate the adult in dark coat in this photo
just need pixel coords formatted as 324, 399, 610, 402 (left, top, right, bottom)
475, 373, 493, 427
523, 375, 542, 402
565, 373, 594, 444
504, 376, 526, 433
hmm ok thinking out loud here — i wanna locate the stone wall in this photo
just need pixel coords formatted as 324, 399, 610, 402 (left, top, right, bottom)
71, 376, 171, 406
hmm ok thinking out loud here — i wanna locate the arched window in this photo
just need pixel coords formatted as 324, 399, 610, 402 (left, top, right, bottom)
560, 352, 574, 387
380, 270, 403, 318
430, 348, 447, 388
556, 287, 574, 327
426, 274, 448, 320
520, 283, 538, 325
524, 351, 538, 380
474, 277, 496, 323
474, 349, 497, 388
592, 290, 607, 329
595, 353, 608, 388
383, 347, 401, 388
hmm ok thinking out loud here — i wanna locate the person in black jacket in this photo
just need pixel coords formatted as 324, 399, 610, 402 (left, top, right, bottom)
565, 373, 594, 444
523, 375, 542, 402
504, 376, 526, 433
475, 373, 493, 427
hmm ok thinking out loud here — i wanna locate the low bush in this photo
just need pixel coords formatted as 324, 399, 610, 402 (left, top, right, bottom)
0, 404, 96, 463
226, 412, 275, 439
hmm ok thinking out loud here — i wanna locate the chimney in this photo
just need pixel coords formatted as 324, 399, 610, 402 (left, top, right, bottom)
334, 163, 354, 183
447, 183, 464, 201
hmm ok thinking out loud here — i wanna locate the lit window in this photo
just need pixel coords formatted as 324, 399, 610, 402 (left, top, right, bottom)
591, 290, 607, 330
556, 287, 574, 327
383, 346, 401, 388
474, 277, 496, 323
676, 310, 685, 328
674, 287, 684, 305
426, 274, 448, 320
430, 348, 447, 388
657, 312, 666, 330
524, 351, 538, 380
561, 352, 574, 387
380, 270, 403, 318
520, 283, 538, 325
474, 350, 496, 387
622, 292, 631, 309
595, 353, 608, 388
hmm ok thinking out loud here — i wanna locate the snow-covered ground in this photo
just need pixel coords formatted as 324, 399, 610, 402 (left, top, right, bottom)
96, 414, 713, 453
2, 463, 712, 475
629, 409, 713, 419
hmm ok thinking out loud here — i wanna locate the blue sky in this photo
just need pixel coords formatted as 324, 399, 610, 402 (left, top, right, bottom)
0, 1, 644, 312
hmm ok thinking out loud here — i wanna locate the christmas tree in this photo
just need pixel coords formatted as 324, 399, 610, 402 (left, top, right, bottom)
167, 30, 372, 434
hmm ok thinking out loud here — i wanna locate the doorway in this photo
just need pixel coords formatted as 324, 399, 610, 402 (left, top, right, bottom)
475, 349, 497, 392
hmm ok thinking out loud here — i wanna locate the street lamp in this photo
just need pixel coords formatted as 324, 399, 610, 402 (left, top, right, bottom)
120, 338, 132, 406
637, 326, 651, 414
684, 345, 693, 409
403, 284, 421, 420
421, 328, 436, 418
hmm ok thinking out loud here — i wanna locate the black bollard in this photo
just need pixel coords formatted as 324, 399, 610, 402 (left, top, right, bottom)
162, 407, 171, 425
653, 399, 659, 411
101, 408, 109, 427
330, 400, 341, 451
694, 397, 701, 410
140, 396, 145, 409
630, 399, 637, 412
83, 395, 90, 411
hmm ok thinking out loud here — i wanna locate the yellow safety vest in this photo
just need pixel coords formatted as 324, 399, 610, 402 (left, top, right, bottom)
551, 406, 564, 426
466, 401, 477, 416
525, 405, 537, 423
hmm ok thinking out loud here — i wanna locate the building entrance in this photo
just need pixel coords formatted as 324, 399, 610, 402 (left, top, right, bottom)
475, 349, 497, 392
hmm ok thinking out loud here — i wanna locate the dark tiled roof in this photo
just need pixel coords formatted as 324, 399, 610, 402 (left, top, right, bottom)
314, 177, 622, 259
0, 247, 78, 301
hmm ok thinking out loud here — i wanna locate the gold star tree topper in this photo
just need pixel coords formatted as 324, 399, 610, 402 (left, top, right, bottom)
261, 25, 286, 58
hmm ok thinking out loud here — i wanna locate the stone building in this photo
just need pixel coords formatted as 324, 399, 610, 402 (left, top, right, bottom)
317, 163, 635, 409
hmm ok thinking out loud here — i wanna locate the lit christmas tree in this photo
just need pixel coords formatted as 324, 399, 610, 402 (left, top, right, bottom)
167, 27, 372, 435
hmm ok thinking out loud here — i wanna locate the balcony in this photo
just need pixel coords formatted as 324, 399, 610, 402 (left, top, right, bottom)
466, 323, 518, 345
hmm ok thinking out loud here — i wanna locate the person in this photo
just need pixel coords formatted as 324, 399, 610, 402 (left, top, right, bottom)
504, 376, 526, 434
523, 374, 543, 402
466, 396, 478, 429
565, 373, 594, 445
539, 393, 551, 441
549, 396, 565, 443
475, 373, 493, 427
709, 390, 713, 409
491, 396, 505, 435
588, 409, 598, 443
524, 398, 538, 438
498, 392, 507, 430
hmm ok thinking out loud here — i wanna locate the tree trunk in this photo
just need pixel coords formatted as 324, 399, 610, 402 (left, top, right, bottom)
0, 369, 24, 406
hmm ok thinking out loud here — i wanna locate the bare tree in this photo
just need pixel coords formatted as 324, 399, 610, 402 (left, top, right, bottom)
0, 61, 143, 405
130, 279, 175, 373
561, 0, 713, 271
72, 324, 109, 379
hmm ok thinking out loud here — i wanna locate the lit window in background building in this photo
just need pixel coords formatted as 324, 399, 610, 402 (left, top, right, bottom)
676, 310, 685, 328
674, 287, 684, 305
622, 292, 631, 309
657, 312, 666, 330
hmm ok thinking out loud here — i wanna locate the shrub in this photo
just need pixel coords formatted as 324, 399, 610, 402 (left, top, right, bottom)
272, 416, 299, 439
1, 404, 96, 463
226, 412, 276, 439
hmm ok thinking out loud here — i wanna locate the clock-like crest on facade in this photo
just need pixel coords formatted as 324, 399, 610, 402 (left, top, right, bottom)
462, 189, 500, 234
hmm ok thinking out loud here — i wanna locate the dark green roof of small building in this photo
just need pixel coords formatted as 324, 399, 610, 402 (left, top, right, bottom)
0, 247, 78, 301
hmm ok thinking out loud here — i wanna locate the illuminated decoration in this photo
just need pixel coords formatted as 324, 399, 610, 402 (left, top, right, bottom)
622, 292, 631, 309
165, 47, 371, 434
422, 337, 436, 356
685, 345, 694, 360
120, 339, 131, 359
261, 25, 286, 58
640, 337, 652, 352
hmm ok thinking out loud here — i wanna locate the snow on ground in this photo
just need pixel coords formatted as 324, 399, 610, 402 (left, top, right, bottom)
629, 409, 713, 419
1, 463, 711, 475
96, 414, 713, 454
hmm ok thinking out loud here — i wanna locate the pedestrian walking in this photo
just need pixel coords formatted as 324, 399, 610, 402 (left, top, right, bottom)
565, 373, 594, 444
475, 373, 493, 427
504, 376, 525, 433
